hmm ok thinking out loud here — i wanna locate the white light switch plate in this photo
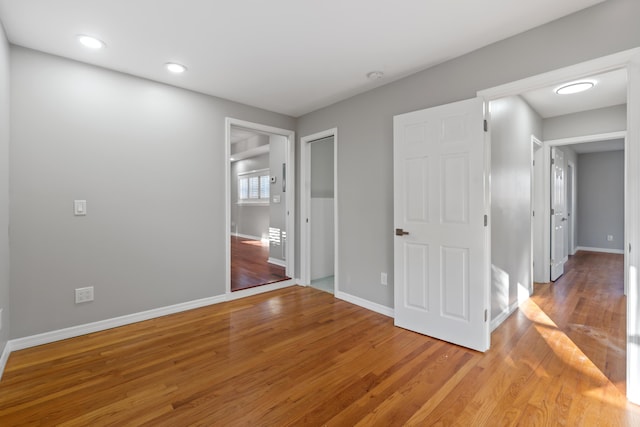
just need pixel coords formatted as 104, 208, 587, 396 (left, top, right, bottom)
74, 200, 87, 216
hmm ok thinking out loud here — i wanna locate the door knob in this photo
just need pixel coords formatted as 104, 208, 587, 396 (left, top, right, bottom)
395, 228, 409, 236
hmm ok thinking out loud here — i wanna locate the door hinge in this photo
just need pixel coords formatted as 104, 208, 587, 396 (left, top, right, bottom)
532, 210, 535, 217
551, 158, 555, 165
483, 119, 488, 132
484, 309, 488, 322
551, 208, 555, 215
484, 215, 488, 227
533, 160, 535, 166
630, 243, 632, 253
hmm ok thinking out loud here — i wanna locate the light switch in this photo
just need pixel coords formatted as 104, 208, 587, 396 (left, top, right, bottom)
74, 200, 87, 216
273, 195, 281, 204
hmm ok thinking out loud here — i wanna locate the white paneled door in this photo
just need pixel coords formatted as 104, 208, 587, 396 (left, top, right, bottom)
393, 97, 489, 352
550, 147, 567, 281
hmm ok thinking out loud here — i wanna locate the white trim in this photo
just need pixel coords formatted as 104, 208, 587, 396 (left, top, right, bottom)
531, 135, 542, 291
225, 118, 296, 294
267, 257, 286, 267
233, 233, 263, 241
490, 301, 519, 332
576, 246, 625, 255
0, 341, 13, 380
567, 160, 577, 256
335, 291, 394, 318
300, 128, 339, 296
546, 131, 626, 147
226, 279, 296, 301
9, 295, 227, 353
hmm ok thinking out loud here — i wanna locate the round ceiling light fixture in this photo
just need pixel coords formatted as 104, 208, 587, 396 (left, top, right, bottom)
77, 35, 105, 49
165, 62, 188, 74
555, 81, 595, 95
367, 71, 384, 80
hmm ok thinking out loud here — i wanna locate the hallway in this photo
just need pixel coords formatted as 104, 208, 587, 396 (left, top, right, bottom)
533, 250, 626, 395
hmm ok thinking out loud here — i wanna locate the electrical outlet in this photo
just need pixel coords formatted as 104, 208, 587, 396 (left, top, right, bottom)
75, 286, 94, 304
381, 272, 388, 286
607, 235, 614, 242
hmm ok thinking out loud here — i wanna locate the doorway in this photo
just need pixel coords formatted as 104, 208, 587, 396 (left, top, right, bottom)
225, 118, 296, 297
301, 129, 338, 295
479, 50, 638, 402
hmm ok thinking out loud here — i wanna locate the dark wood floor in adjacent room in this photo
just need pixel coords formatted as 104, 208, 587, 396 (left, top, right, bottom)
1, 251, 637, 425
231, 235, 289, 291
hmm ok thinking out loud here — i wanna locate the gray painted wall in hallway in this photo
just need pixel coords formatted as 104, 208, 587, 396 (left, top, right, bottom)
10, 47, 295, 338
577, 150, 625, 250
296, 0, 640, 308
490, 96, 542, 320
543, 104, 627, 141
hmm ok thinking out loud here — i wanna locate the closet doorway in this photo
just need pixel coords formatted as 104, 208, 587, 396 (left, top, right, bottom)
301, 129, 338, 294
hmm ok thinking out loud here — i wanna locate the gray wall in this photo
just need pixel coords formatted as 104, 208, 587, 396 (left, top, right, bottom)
543, 104, 627, 141
10, 47, 294, 338
490, 96, 542, 320
296, 0, 640, 308
311, 138, 334, 198
577, 150, 625, 250
230, 154, 270, 239
0, 22, 10, 353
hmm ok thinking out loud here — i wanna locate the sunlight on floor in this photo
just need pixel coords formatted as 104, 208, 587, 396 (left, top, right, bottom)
520, 298, 627, 409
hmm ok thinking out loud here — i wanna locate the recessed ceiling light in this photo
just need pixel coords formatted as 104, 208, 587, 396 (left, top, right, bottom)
367, 71, 384, 80
77, 35, 105, 49
166, 63, 187, 74
555, 81, 595, 95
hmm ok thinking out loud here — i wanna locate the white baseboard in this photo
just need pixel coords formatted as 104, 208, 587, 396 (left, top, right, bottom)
490, 301, 519, 332
8, 295, 227, 353
335, 291, 394, 318
226, 279, 296, 300
0, 340, 13, 381
267, 257, 286, 267
233, 233, 263, 241
576, 246, 624, 255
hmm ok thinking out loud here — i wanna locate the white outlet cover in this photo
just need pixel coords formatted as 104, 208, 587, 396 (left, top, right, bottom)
75, 286, 94, 303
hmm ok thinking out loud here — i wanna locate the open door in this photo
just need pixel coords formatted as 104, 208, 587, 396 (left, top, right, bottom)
550, 147, 567, 281
393, 97, 489, 352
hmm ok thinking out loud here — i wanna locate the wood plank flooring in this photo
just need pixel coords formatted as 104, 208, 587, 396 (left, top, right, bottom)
1, 251, 638, 425
231, 236, 289, 291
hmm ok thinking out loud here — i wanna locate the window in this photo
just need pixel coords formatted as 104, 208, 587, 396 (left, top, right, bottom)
238, 168, 270, 204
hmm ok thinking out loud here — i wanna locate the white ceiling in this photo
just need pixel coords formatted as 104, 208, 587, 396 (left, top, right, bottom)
0, 0, 606, 117
521, 68, 627, 119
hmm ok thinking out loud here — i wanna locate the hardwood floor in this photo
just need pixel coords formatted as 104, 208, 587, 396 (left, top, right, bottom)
1, 251, 638, 425
231, 236, 289, 291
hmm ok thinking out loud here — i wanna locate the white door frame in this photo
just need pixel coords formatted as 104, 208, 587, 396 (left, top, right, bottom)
531, 136, 543, 287
300, 128, 339, 292
478, 47, 640, 404
224, 118, 296, 299
566, 160, 576, 256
